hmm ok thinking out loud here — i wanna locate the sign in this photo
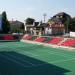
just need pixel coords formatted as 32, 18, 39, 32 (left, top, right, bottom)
70, 32, 75, 37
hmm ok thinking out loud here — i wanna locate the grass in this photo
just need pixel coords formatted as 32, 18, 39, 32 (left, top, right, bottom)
0, 41, 75, 75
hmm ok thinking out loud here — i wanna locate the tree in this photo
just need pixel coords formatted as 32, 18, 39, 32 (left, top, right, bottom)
61, 13, 71, 33
20, 23, 25, 33
48, 19, 54, 24
69, 18, 75, 32
2, 11, 10, 33
20, 23, 24, 29
25, 18, 35, 25
64, 18, 71, 33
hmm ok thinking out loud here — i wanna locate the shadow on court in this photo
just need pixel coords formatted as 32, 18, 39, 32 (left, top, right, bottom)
0, 51, 70, 75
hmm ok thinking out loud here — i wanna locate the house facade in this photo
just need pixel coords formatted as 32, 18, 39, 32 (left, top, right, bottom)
25, 21, 64, 36
25, 12, 71, 36
25, 22, 47, 35
47, 12, 71, 35
45, 22, 64, 35
9, 20, 24, 33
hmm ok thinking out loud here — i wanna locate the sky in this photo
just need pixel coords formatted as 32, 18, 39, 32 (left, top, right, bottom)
0, 0, 75, 22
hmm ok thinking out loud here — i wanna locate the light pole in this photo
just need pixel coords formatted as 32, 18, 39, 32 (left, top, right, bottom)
24, 20, 27, 32
43, 13, 47, 23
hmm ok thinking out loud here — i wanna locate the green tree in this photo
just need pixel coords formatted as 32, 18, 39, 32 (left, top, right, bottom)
62, 13, 71, 33
25, 18, 35, 25
2, 11, 10, 33
64, 19, 70, 33
20, 23, 24, 29
69, 18, 75, 32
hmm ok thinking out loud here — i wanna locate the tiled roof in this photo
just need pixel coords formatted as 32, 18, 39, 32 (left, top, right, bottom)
9, 20, 23, 25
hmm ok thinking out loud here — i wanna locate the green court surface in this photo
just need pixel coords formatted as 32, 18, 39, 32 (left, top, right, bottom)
0, 41, 75, 75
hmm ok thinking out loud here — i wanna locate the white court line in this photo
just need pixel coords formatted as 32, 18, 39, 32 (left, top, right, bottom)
0, 44, 45, 67
16, 45, 75, 63
25, 43, 75, 58
0, 52, 47, 68
0, 54, 31, 68
5, 53, 35, 66
19, 44, 74, 58
21, 50, 75, 65
0, 43, 46, 67
1, 42, 75, 67
0, 45, 35, 52
0, 43, 38, 50
17, 51, 49, 67
13, 44, 74, 58
43, 50, 75, 58
0, 44, 27, 48
51, 57, 75, 64
1, 43, 75, 58
18, 50, 39, 57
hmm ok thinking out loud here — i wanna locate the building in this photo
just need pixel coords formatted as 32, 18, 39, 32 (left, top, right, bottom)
25, 12, 71, 36
51, 12, 71, 24
47, 12, 71, 35
48, 22, 64, 35
9, 20, 24, 33
25, 21, 64, 36
25, 22, 48, 35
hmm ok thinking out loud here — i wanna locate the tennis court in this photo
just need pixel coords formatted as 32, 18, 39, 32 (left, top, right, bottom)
0, 41, 75, 75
